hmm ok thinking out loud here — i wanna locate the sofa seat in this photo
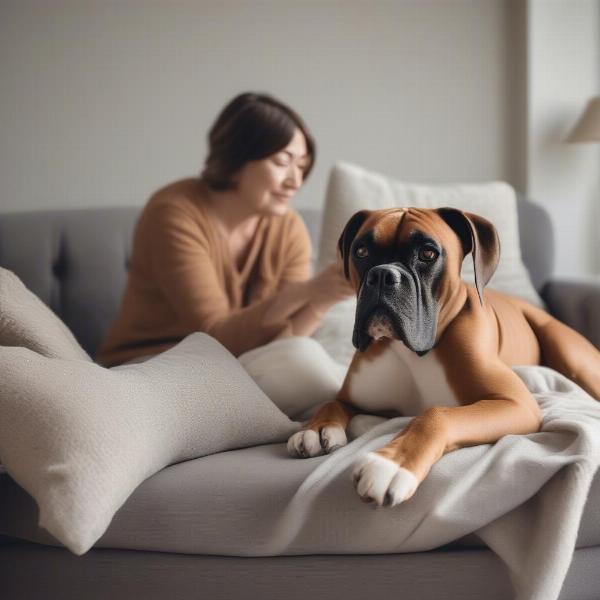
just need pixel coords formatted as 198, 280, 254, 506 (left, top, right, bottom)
2, 441, 600, 555
2, 200, 600, 600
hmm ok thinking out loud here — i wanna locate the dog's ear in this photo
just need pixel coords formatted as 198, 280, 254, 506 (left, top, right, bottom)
337, 210, 371, 279
436, 208, 500, 305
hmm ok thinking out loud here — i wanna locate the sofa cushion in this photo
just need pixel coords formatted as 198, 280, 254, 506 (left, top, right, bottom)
312, 162, 544, 365
0, 268, 297, 556
2, 442, 600, 554
0, 268, 90, 361
0, 334, 298, 556
318, 162, 542, 304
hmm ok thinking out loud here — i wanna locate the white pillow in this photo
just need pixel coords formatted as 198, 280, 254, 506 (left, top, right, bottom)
0, 268, 90, 361
318, 161, 542, 306
239, 336, 347, 420
0, 269, 297, 555
313, 162, 543, 367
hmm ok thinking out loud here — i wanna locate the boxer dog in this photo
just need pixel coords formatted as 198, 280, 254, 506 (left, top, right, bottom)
287, 207, 600, 507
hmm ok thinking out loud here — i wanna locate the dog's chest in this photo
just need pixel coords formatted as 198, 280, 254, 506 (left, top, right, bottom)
345, 341, 459, 416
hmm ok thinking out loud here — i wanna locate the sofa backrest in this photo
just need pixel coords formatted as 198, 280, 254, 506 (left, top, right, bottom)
0, 199, 552, 357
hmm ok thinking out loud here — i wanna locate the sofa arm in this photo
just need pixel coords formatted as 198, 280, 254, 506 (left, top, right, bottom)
541, 279, 600, 350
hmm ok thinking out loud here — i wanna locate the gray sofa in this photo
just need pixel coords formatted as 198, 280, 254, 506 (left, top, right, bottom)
1, 199, 600, 600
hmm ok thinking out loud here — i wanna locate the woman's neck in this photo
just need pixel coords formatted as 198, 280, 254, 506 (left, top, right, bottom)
201, 184, 258, 236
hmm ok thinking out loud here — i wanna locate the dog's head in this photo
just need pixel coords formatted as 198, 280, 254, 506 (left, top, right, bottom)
338, 207, 500, 355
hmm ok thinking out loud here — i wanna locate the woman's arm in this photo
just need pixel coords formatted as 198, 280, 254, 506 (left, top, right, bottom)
270, 211, 353, 337
147, 202, 351, 355
146, 203, 295, 355
276, 262, 354, 337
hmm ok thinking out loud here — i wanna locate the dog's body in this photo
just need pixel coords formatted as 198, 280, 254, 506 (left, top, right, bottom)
288, 207, 600, 507
340, 288, 562, 415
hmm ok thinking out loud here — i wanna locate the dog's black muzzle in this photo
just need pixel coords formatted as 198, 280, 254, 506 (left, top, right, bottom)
353, 263, 437, 355
365, 264, 402, 292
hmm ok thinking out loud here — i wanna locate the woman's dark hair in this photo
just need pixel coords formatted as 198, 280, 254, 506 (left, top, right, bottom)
200, 92, 316, 191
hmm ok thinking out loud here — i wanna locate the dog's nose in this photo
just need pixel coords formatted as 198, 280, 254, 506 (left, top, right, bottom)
365, 265, 401, 289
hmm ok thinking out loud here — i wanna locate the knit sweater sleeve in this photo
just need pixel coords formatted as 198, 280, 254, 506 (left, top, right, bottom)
278, 210, 313, 288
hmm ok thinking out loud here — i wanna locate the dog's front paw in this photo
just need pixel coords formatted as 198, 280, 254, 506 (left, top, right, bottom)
352, 452, 418, 507
287, 425, 347, 458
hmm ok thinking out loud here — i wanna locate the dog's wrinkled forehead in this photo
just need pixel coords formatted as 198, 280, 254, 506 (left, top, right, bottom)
366, 208, 407, 245
362, 208, 456, 248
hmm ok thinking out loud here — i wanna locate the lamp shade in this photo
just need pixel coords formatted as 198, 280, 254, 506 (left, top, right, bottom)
567, 96, 600, 143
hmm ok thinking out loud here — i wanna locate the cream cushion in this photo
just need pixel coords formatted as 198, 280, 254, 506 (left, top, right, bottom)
318, 161, 542, 305
0, 268, 90, 361
0, 268, 297, 555
313, 162, 543, 366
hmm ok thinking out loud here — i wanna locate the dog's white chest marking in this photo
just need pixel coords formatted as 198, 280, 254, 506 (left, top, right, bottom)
346, 341, 459, 416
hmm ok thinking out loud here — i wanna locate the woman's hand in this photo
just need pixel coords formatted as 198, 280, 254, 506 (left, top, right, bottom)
262, 261, 354, 337
270, 261, 354, 338
306, 261, 355, 315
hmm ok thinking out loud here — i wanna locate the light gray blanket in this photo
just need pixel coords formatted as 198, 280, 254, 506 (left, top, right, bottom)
242, 339, 600, 600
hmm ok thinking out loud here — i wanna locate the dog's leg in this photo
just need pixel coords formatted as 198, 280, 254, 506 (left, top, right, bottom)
353, 393, 541, 507
521, 303, 600, 401
288, 400, 357, 458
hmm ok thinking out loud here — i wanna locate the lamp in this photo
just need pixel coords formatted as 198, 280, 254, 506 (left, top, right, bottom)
567, 96, 600, 142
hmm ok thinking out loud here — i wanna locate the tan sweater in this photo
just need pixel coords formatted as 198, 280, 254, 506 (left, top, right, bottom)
96, 179, 311, 366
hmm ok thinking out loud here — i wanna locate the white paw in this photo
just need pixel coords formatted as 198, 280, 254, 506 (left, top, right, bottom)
352, 452, 418, 507
287, 425, 347, 458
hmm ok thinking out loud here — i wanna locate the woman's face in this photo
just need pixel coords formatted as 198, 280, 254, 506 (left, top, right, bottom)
235, 128, 310, 217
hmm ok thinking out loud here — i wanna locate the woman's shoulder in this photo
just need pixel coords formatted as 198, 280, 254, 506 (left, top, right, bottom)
145, 178, 204, 211
135, 178, 213, 240
139, 178, 214, 225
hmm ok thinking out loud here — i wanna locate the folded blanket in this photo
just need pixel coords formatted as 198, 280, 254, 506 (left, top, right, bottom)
242, 337, 600, 600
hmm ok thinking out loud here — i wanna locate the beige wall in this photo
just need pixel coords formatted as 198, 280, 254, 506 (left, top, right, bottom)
0, 0, 516, 214
527, 0, 600, 277
1, 0, 598, 277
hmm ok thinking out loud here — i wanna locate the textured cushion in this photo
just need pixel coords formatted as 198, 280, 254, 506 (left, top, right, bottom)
0, 268, 90, 361
313, 162, 543, 366
0, 268, 297, 555
318, 162, 542, 306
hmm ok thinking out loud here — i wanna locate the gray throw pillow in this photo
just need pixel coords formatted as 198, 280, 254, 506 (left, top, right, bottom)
0, 267, 90, 361
0, 269, 298, 555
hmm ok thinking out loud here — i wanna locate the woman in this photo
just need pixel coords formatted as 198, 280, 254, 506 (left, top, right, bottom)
97, 92, 353, 366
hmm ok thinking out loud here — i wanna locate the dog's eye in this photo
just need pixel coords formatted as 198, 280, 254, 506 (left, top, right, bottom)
418, 248, 439, 262
355, 245, 369, 258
